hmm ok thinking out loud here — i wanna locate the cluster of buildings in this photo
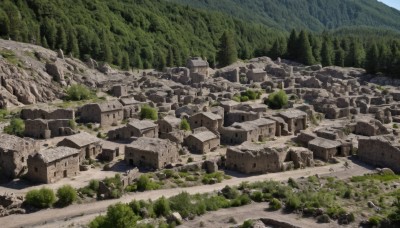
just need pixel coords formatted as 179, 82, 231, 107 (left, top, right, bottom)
1, 56, 400, 184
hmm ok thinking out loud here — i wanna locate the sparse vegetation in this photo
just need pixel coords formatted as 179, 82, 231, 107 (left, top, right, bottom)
65, 84, 95, 101
56, 185, 77, 207
265, 90, 288, 109
179, 119, 191, 131
25, 188, 56, 209
140, 105, 158, 121
3, 118, 25, 136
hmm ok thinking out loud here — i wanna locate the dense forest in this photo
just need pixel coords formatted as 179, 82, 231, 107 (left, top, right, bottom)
171, 0, 400, 32
0, 0, 399, 76
0, 0, 285, 69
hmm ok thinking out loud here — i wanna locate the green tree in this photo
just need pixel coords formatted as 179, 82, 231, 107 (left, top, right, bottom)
25, 188, 56, 208
140, 105, 158, 120
4, 118, 25, 136
179, 119, 191, 131
346, 39, 365, 67
56, 185, 77, 207
104, 203, 139, 228
100, 31, 113, 63
65, 84, 94, 101
0, 9, 10, 37
286, 29, 298, 59
266, 90, 288, 109
132, 53, 143, 69
321, 39, 334, 67
121, 52, 130, 71
297, 30, 314, 65
56, 25, 67, 51
334, 48, 345, 67
67, 31, 79, 57
217, 31, 237, 67
154, 196, 171, 217
365, 43, 379, 74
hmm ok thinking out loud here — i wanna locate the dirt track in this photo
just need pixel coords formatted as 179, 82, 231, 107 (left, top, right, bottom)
0, 158, 372, 228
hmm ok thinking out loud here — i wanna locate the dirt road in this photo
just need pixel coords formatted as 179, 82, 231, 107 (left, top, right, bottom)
1, 159, 372, 228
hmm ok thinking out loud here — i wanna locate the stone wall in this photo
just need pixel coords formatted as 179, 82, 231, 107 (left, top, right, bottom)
21, 108, 74, 120
185, 136, 220, 154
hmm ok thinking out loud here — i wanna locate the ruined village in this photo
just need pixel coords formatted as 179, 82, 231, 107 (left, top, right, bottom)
0, 39, 400, 227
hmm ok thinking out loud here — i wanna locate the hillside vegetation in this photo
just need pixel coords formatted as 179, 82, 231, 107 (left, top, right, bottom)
0, 0, 284, 69
170, 0, 400, 32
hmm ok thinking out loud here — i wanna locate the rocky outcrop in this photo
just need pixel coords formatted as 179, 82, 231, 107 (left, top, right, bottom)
0, 193, 25, 217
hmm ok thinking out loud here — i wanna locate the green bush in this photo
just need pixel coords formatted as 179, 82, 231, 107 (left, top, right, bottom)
265, 90, 288, 109
250, 191, 263, 202
4, 118, 25, 136
56, 185, 77, 207
288, 178, 299, 188
89, 203, 140, 228
187, 157, 194, 163
153, 196, 171, 217
137, 175, 160, 191
231, 194, 251, 207
221, 186, 239, 199
317, 214, 331, 223
269, 198, 282, 210
285, 194, 301, 211
140, 105, 158, 120
202, 172, 224, 184
25, 187, 56, 208
232, 96, 241, 102
241, 90, 262, 100
240, 96, 249, 102
241, 220, 253, 228
368, 216, 382, 226
179, 119, 191, 131
65, 84, 94, 101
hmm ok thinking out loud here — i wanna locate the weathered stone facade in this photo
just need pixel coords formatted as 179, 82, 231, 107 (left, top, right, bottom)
188, 112, 223, 133
358, 136, 400, 173
308, 137, 342, 161
26, 147, 79, 183
108, 120, 158, 140
185, 130, 220, 154
56, 132, 102, 163
79, 101, 123, 127
278, 109, 308, 134
0, 134, 40, 179
20, 108, 74, 120
24, 119, 75, 139
125, 138, 179, 170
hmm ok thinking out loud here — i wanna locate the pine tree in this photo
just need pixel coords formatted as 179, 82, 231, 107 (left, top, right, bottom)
100, 31, 113, 63
0, 10, 10, 37
287, 29, 298, 60
297, 30, 314, 65
334, 48, 345, 67
67, 32, 79, 58
365, 43, 379, 74
167, 47, 174, 67
321, 39, 334, 67
42, 36, 48, 48
56, 25, 67, 51
121, 52, 130, 71
154, 48, 166, 71
310, 34, 322, 63
133, 53, 143, 69
216, 30, 237, 67
346, 39, 365, 68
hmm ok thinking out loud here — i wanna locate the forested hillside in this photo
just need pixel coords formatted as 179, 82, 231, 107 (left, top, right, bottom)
170, 0, 400, 32
0, 0, 285, 69
0, 0, 399, 76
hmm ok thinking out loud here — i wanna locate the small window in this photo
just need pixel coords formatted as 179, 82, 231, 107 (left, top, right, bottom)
21, 157, 24, 163
253, 163, 256, 168
54, 172, 57, 177
34, 167, 38, 172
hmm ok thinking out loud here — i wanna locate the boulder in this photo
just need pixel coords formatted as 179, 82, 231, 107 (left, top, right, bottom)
46, 61, 65, 82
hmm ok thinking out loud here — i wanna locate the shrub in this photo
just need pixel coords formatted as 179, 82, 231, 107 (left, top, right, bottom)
288, 178, 299, 188
241, 220, 253, 228
250, 191, 263, 202
56, 185, 77, 207
240, 95, 249, 102
269, 198, 282, 210
202, 172, 224, 184
265, 90, 288, 109
368, 216, 382, 226
65, 84, 94, 101
285, 194, 301, 211
137, 175, 160, 191
317, 214, 331, 223
140, 105, 158, 120
153, 196, 171, 217
4, 118, 25, 136
221, 186, 239, 199
68, 119, 77, 130
25, 188, 56, 208
179, 119, 191, 131
232, 96, 241, 102
231, 194, 251, 207
187, 157, 194, 163
394, 123, 399, 129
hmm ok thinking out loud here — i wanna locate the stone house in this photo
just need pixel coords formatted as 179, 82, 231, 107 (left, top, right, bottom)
0, 134, 40, 179
79, 100, 123, 127
56, 132, 102, 163
26, 147, 79, 183
125, 138, 179, 170
185, 130, 220, 154
158, 116, 181, 138
308, 137, 342, 161
220, 118, 276, 145
355, 119, 390, 136
186, 57, 209, 79
226, 142, 313, 174
188, 112, 223, 133
358, 136, 400, 173
119, 98, 144, 119
110, 85, 127, 98
219, 100, 240, 113
108, 120, 158, 140
101, 143, 120, 162
278, 109, 308, 134
24, 119, 75, 139
225, 110, 260, 126
246, 68, 267, 82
